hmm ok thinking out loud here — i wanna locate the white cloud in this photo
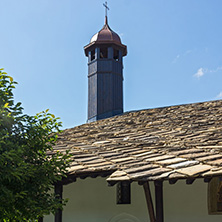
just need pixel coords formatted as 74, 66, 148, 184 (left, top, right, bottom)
209, 66, 222, 73
216, 92, 222, 99
172, 54, 180, 63
172, 49, 193, 63
194, 66, 222, 79
194, 68, 205, 78
185, 50, 192, 55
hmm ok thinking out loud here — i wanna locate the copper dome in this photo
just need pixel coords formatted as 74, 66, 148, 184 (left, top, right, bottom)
90, 17, 122, 44
84, 16, 127, 57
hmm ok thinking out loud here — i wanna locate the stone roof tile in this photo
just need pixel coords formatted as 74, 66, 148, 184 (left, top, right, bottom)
54, 100, 222, 183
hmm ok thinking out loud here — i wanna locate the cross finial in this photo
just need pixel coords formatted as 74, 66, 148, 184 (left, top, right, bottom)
103, 1, 109, 18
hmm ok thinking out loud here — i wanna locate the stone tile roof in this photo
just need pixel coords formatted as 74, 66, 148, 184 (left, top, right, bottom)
53, 100, 222, 184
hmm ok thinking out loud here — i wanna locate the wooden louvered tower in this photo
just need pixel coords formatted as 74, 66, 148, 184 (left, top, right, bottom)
84, 16, 127, 122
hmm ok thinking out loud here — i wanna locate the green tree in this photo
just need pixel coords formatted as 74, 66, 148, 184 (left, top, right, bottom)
0, 69, 70, 221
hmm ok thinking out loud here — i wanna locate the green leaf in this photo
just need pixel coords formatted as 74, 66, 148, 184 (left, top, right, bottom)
0, 68, 69, 221
9, 76, 13, 82
3, 103, 9, 108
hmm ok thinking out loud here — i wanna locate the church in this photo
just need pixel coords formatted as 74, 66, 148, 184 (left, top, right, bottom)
44, 3, 222, 222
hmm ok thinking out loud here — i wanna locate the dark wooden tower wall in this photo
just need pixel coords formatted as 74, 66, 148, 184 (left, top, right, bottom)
84, 16, 127, 122
87, 46, 123, 122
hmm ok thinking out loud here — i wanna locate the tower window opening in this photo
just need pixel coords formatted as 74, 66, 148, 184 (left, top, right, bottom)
100, 47, 108, 59
114, 49, 119, 61
91, 50, 95, 61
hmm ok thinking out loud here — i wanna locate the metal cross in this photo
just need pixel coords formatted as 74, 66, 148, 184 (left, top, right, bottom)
103, 1, 109, 17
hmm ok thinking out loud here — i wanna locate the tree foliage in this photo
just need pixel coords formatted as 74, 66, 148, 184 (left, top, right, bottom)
0, 69, 70, 221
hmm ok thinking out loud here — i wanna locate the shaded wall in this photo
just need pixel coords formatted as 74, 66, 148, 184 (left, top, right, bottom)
44, 178, 222, 222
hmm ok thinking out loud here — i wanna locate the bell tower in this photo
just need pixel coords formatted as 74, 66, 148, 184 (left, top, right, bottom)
84, 4, 127, 122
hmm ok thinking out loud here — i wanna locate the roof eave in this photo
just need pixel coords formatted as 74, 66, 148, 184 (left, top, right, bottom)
84, 41, 127, 57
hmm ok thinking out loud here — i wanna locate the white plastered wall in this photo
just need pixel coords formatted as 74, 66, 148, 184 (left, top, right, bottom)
44, 177, 222, 222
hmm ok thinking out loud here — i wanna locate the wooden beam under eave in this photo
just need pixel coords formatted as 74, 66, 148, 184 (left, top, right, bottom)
155, 181, 164, 222
116, 181, 131, 204
55, 183, 63, 222
204, 177, 212, 183
38, 217, 43, 222
186, 178, 195, 185
169, 178, 178, 184
143, 181, 156, 222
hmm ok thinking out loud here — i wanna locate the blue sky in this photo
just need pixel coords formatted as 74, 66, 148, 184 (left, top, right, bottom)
1, 0, 222, 129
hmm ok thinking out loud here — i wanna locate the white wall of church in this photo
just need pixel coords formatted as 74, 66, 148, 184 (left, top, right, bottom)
44, 177, 222, 222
